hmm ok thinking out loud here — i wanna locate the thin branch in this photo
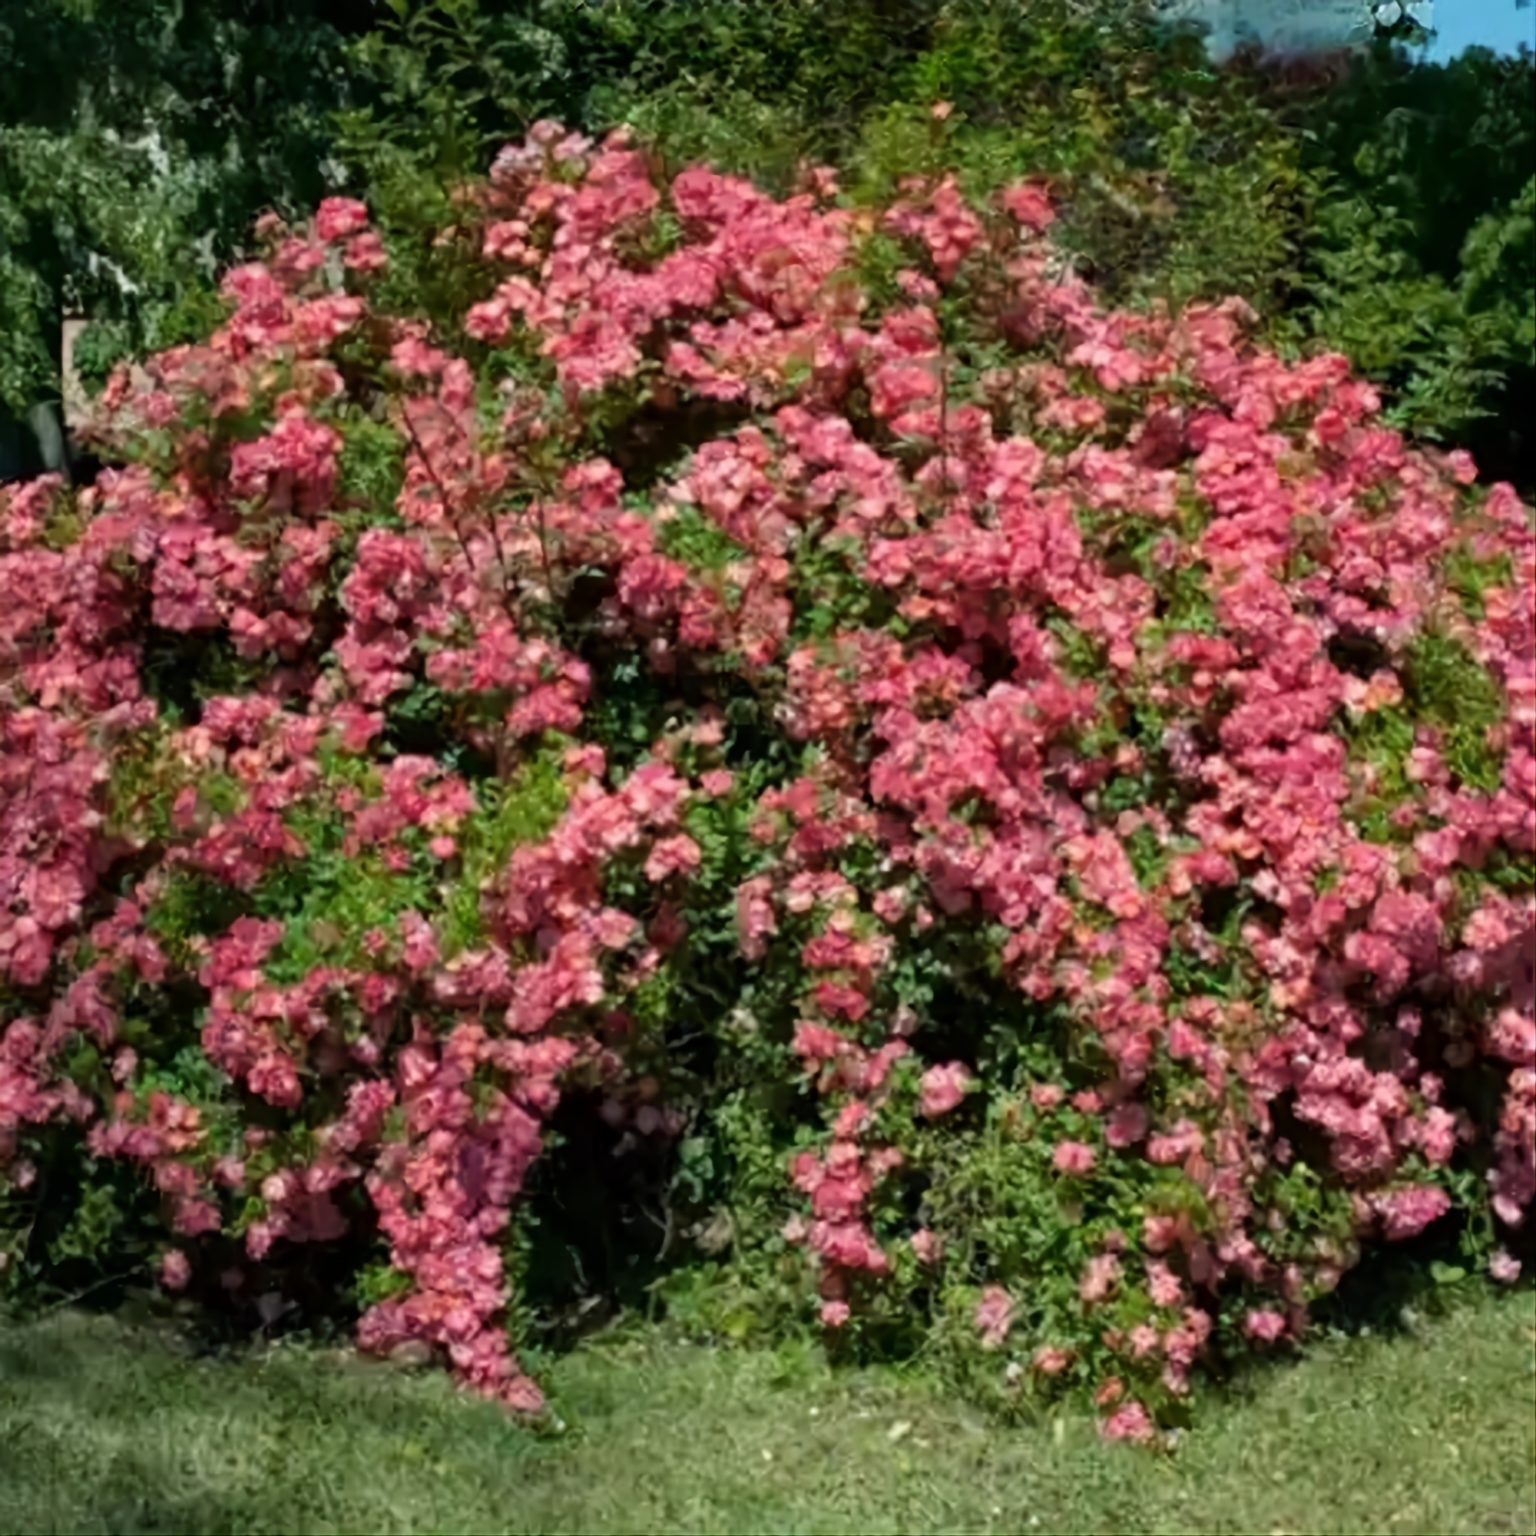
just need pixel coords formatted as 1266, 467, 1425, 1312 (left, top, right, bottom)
398, 402, 481, 580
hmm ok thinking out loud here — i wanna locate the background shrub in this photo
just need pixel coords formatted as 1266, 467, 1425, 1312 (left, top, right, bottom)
1286, 43, 1536, 487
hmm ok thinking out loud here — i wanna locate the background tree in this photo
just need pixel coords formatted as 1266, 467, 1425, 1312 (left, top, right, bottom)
1, 1, 1532, 487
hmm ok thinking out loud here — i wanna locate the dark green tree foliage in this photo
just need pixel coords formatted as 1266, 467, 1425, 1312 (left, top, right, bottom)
1286, 42, 1535, 487
2, 2, 1533, 487
0, 1, 373, 438
326, 4, 1536, 494
338, 1, 1308, 307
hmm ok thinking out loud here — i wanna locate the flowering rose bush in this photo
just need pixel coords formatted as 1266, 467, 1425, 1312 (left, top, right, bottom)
2, 122, 1532, 1438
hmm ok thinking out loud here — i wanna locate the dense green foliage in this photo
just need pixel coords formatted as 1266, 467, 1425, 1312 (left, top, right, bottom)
1288, 41, 1535, 486
0, 1, 363, 414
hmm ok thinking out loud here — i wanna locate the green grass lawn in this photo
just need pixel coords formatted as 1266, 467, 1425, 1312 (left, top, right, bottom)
2, 1289, 1533, 1535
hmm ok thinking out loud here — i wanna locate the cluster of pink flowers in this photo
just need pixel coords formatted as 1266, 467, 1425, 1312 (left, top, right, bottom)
357, 1023, 568, 1412
2, 123, 1531, 1435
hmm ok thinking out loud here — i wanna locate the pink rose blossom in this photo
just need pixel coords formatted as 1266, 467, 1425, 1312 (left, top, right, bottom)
1243, 1309, 1287, 1343
1052, 1140, 1098, 1176
1105, 1102, 1149, 1148
1100, 1401, 1157, 1444
1000, 180, 1056, 232
1033, 1346, 1074, 1376
1373, 1185, 1452, 1241
1146, 1262, 1184, 1309
314, 198, 369, 243
1080, 1253, 1122, 1305
919, 1062, 973, 1120
910, 1228, 942, 1266
1490, 1250, 1522, 1284
974, 1286, 1015, 1349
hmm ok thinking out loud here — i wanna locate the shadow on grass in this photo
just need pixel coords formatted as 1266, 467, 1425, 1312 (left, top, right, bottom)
0, 1317, 460, 1529
4, 1283, 1533, 1536
4, 1392, 270, 1535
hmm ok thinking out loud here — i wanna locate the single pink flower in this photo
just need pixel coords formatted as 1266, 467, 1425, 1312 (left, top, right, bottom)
1052, 1140, 1097, 1176
1490, 1249, 1522, 1284
1000, 180, 1056, 232
1105, 1102, 1149, 1148
1100, 1401, 1157, 1444
1032, 1346, 1074, 1376
1373, 1185, 1452, 1241
1243, 1309, 1287, 1343
1080, 1253, 1122, 1305
919, 1061, 973, 1120
974, 1286, 1014, 1349
314, 197, 370, 243
1146, 1261, 1184, 1309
